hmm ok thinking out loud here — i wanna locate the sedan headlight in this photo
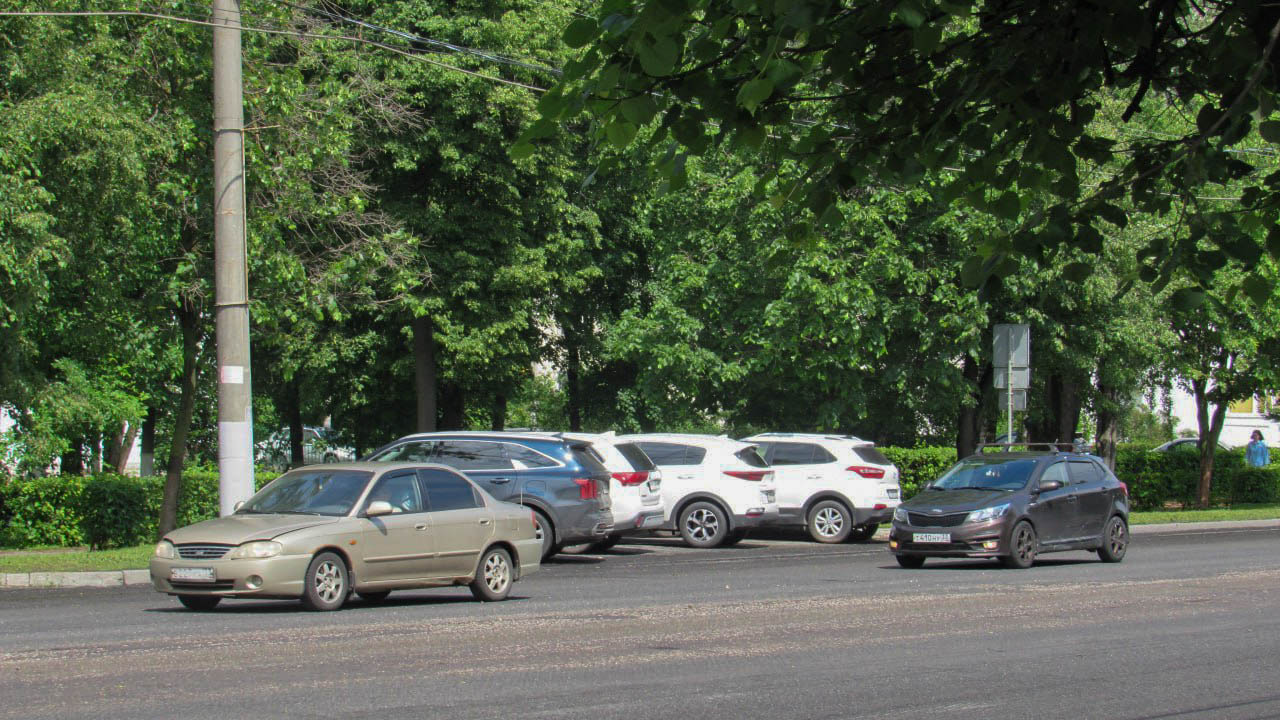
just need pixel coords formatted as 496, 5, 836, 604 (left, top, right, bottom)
228, 540, 283, 559
893, 506, 909, 524
966, 503, 1011, 524
154, 540, 176, 559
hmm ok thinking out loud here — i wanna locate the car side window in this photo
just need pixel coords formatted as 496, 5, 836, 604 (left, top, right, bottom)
370, 441, 437, 462
769, 442, 817, 465
436, 441, 513, 470
506, 444, 557, 468
366, 473, 424, 514
1040, 462, 1069, 486
637, 442, 691, 465
1067, 461, 1103, 485
418, 468, 481, 511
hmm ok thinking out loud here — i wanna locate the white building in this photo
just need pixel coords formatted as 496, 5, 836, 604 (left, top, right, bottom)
1169, 390, 1280, 448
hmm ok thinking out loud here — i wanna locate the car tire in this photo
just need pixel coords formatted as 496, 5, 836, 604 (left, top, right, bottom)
895, 554, 925, 569
678, 501, 729, 548
807, 500, 853, 543
356, 591, 391, 603
1001, 520, 1038, 569
531, 509, 557, 561
300, 551, 349, 611
846, 522, 878, 543
720, 529, 749, 547
177, 595, 221, 611
1097, 515, 1128, 563
469, 546, 513, 602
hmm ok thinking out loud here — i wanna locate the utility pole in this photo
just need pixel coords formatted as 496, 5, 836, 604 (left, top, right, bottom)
212, 0, 255, 515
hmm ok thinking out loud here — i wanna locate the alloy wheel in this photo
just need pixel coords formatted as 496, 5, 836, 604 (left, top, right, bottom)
483, 552, 511, 595
313, 559, 345, 604
685, 508, 720, 542
814, 506, 845, 538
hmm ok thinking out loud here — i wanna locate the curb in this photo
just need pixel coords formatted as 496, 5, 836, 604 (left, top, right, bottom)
3, 519, 1277, 589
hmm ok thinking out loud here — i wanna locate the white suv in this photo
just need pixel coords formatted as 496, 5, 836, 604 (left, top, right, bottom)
743, 433, 902, 543
540, 432, 665, 551
618, 434, 780, 548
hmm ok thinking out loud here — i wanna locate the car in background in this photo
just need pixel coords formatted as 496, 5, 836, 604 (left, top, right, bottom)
534, 432, 665, 552
743, 433, 901, 543
617, 433, 779, 548
363, 432, 613, 560
889, 446, 1130, 569
150, 463, 540, 611
256, 426, 355, 470
1152, 438, 1228, 453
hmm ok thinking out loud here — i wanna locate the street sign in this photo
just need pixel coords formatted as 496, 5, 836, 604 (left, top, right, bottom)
993, 324, 1030, 366
994, 367, 1032, 390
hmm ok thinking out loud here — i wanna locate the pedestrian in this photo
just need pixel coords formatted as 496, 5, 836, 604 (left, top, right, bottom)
1246, 430, 1270, 467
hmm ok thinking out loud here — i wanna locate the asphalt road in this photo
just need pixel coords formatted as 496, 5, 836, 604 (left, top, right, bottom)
2, 526, 1279, 720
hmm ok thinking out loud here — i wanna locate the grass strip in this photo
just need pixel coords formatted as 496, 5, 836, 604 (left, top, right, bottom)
1129, 503, 1280, 525
0, 545, 153, 574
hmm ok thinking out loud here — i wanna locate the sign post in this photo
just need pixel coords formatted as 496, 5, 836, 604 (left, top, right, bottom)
993, 324, 1030, 442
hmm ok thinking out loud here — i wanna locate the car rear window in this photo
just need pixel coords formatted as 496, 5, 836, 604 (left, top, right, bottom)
506, 443, 558, 468
615, 443, 656, 471
569, 444, 610, 474
367, 440, 437, 462
636, 442, 705, 465
735, 446, 769, 467
854, 447, 891, 465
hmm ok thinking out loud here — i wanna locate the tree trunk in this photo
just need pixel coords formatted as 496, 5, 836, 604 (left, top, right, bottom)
106, 422, 126, 472
413, 315, 437, 432
288, 380, 304, 468
1056, 377, 1082, 444
1191, 378, 1229, 509
491, 394, 506, 431
159, 302, 201, 537
116, 422, 139, 475
140, 406, 157, 477
60, 441, 84, 476
440, 382, 465, 430
1094, 373, 1122, 471
89, 430, 103, 474
566, 333, 582, 432
957, 355, 991, 458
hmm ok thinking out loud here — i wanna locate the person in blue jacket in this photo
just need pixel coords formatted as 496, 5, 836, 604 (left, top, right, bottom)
1246, 430, 1270, 467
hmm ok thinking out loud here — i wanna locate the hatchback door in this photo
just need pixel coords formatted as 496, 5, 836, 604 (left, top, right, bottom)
1025, 462, 1078, 544
417, 468, 493, 577
1068, 460, 1112, 539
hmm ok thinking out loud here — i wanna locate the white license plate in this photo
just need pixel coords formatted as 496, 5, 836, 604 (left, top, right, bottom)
171, 567, 216, 582
913, 533, 951, 544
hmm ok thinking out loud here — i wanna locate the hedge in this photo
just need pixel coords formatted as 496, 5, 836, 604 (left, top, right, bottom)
0, 469, 280, 550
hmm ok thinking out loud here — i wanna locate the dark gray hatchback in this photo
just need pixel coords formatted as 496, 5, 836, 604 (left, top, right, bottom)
888, 447, 1129, 569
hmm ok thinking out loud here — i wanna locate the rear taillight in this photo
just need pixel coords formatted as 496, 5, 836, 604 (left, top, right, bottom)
848, 465, 886, 479
1119, 481, 1129, 497
725, 470, 772, 482
612, 471, 649, 486
574, 477, 599, 500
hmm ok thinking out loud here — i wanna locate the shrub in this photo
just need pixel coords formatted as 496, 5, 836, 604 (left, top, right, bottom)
1223, 467, 1280, 504
881, 446, 957, 500
0, 475, 88, 547
79, 474, 162, 550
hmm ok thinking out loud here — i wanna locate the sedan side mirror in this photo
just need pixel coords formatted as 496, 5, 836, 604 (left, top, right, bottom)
365, 500, 393, 517
233, 501, 244, 512
1037, 479, 1064, 493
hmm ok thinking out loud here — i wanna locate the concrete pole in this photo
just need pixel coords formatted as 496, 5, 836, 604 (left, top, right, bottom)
212, 0, 255, 515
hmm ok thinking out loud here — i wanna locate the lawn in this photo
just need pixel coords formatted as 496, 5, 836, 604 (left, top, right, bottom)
1129, 502, 1280, 525
0, 545, 154, 574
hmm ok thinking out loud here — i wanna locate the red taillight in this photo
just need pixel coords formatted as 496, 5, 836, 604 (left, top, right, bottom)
874, 503, 887, 510
574, 477, 599, 500
1119, 481, 1129, 497
725, 470, 771, 482
848, 465, 886, 479
612, 471, 649, 486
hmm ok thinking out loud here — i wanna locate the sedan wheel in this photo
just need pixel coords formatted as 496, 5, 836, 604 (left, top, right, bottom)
1097, 515, 1128, 563
679, 501, 728, 548
469, 547, 513, 601
807, 500, 852, 543
1001, 520, 1038, 569
301, 552, 349, 611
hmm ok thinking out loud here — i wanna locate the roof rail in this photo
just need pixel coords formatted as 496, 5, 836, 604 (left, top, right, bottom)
975, 441, 1081, 452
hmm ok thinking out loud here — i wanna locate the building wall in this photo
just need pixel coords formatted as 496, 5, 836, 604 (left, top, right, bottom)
1170, 389, 1280, 448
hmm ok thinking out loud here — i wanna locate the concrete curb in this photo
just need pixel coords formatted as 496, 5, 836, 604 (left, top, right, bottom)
2, 519, 1277, 589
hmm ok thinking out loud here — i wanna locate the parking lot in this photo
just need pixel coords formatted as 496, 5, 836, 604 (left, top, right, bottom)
3, 526, 1279, 719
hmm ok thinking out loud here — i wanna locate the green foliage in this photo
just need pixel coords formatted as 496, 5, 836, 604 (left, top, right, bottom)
1114, 444, 1277, 509
0, 475, 87, 547
881, 446, 957, 500
79, 474, 160, 550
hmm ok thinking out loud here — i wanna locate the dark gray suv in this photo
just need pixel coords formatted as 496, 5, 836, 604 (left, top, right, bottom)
889, 446, 1129, 568
365, 432, 613, 560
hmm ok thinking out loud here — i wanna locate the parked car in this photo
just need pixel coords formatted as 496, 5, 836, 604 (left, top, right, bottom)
534, 432, 665, 552
150, 462, 540, 611
743, 433, 902, 543
363, 432, 614, 560
1152, 438, 1228, 453
256, 426, 355, 470
617, 433, 779, 548
889, 447, 1130, 568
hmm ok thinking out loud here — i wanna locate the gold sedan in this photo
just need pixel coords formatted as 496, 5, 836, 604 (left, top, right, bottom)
150, 463, 541, 611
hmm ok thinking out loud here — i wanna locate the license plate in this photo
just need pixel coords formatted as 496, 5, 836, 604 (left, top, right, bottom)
171, 567, 215, 582
913, 533, 951, 544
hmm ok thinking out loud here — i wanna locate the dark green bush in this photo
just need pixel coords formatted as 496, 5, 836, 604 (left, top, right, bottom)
0, 475, 88, 547
1223, 467, 1280, 504
79, 474, 162, 550
881, 446, 957, 500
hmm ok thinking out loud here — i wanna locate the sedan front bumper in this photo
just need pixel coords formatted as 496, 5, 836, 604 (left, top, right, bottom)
150, 554, 312, 599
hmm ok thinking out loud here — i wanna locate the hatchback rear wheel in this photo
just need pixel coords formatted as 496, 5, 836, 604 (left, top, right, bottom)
679, 501, 729, 548
1097, 515, 1128, 563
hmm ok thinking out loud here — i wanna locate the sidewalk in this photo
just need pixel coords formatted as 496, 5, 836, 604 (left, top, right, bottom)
2, 519, 1277, 589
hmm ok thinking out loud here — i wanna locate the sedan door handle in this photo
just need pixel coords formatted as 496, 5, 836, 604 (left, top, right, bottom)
479, 518, 492, 526
414, 523, 428, 531
489, 477, 512, 484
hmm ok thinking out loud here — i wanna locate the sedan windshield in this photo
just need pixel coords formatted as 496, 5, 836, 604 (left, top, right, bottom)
238, 470, 373, 516
933, 458, 1037, 491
